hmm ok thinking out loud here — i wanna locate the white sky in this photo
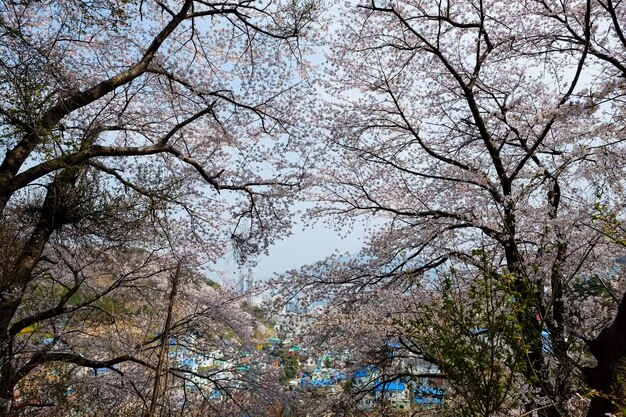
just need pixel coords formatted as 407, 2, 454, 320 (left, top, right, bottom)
218, 215, 369, 282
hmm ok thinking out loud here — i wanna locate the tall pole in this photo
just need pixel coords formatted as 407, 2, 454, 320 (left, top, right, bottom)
146, 262, 182, 417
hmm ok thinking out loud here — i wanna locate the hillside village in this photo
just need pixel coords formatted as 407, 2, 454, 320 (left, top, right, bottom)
3, 0, 626, 416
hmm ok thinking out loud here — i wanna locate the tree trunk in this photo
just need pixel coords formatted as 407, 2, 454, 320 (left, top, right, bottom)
0, 168, 81, 414
504, 232, 559, 417
585, 357, 626, 417
0, 316, 16, 416
584, 292, 626, 417
0, 227, 52, 415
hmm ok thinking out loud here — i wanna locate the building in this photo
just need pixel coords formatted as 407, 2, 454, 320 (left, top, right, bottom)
237, 265, 259, 304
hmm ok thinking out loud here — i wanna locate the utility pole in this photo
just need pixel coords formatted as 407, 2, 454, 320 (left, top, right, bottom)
146, 262, 182, 417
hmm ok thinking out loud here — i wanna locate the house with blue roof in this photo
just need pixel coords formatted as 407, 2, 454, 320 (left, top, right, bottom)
374, 381, 411, 409
349, 366, 445, 411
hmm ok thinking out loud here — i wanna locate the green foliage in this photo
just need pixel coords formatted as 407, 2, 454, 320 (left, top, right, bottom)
197, 365, 218, 373
272, 349, 300, 383
284, 355, 299, 380
572, 275, 612, 298
592, 202, 626, 246
403, 255, 528, 416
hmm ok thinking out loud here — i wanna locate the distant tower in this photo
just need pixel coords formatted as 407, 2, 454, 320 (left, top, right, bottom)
237, 264, 256, 303
246, 266, 255, 299
238, 270, 246, 295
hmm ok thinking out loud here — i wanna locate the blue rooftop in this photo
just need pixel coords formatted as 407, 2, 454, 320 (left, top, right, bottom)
354, 366, 377, 378
374, 381, 405, 391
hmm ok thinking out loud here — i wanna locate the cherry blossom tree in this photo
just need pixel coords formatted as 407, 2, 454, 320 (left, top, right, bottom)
0, 0, 320, 413
286, 0, 626, 416
32, 260, 310, 416
11, 254, 273, 416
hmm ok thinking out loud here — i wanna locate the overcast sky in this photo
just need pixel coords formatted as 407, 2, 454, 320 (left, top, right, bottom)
218, 215, 370, 283
213, 4, 364, 284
